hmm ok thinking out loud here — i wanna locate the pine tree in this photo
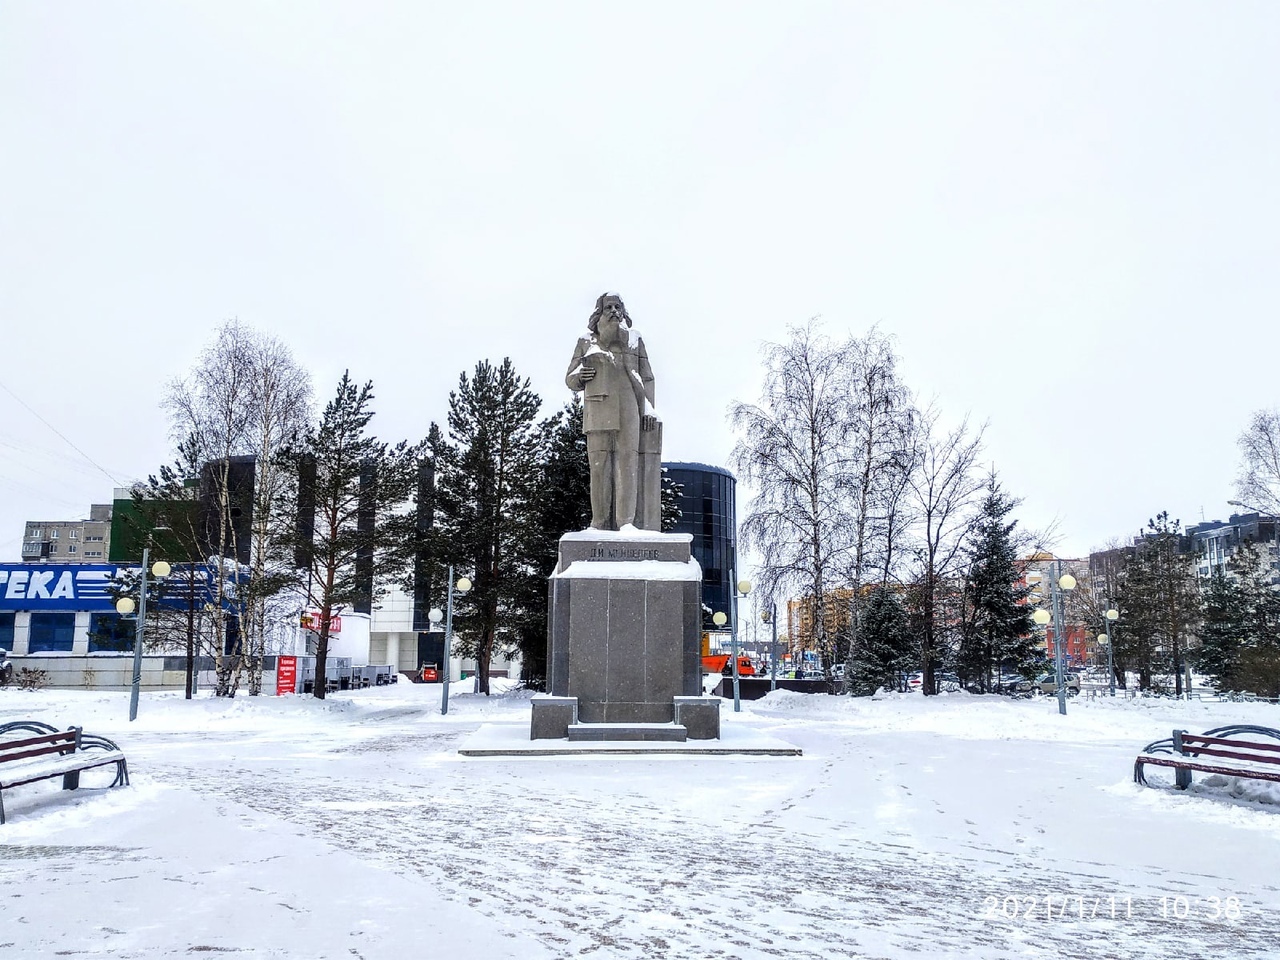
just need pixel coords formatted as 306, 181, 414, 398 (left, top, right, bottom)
1113, 512, 1200, 692
275, 373, 417, 699
509, 399, 592, 689
957, 474, 1037, 692
434, 359, 544, 694
114, 436, 216, 699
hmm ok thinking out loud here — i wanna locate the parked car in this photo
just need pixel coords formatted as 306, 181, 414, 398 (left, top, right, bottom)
1037, 672, 1081, 695
996, 672, 1027, 691
906, 671, 961, 692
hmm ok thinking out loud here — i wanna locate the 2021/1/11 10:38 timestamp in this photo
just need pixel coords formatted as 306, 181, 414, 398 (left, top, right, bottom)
980, 895, 1244, 922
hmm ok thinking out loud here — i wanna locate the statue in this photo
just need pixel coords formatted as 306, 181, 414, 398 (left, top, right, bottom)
565, 293, 663, 531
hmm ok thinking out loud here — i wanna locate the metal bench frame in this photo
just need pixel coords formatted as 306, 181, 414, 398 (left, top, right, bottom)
1134, 724, 1280, 790
0, 720, 130, 824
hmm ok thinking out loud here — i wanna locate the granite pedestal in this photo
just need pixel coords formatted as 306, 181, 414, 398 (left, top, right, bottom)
534, 529, 705, 739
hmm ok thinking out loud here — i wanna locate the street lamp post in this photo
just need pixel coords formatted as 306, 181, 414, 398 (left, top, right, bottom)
762, 603, 778, 692
435, 566, 471, 716
731, 576, 751, 712
427, 606, 443, 682
1031, 564, 1076, 716
711, 611, 731, 708
115, 547, 171, 722
1099, 607, 1119, 697
713, 576, 753, 714
1050, 563, 1076, 716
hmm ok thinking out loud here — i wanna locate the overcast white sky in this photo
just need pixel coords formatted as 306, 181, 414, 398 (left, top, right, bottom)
3, 2, 1279, 564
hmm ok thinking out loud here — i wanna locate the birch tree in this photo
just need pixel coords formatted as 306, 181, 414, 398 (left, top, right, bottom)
836, 328, 916, 686
731, 320, 862, 676
164, 320, 311, 695
904, 407, 985, 695
1236, 408, 1280, 514
240, 334, 311, 693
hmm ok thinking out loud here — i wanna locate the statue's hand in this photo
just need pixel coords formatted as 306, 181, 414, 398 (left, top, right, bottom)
579, 365, 596, 383
642, 415, 656, 431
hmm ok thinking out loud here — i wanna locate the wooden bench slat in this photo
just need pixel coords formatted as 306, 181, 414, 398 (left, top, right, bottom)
0, 731, 76, 753
1137, 754, 1280, 785
1183, 735, 1280, 755
0, 743, 77, 764
1178, 745, 1280, 766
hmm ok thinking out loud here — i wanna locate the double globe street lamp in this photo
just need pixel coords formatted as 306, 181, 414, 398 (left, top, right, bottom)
1096, 607, 1119, 697
712, 576, 752, 713
115, 549, 171, 722
761, 602, 779, 692
427, 568, 472, 716
1031, 566, 1076, 716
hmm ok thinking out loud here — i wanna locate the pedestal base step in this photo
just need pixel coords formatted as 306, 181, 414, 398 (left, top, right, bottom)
567, 723, 688, 743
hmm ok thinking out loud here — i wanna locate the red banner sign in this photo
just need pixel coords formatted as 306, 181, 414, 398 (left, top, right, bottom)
276, 655, 297, 696
300, 613, 342, 634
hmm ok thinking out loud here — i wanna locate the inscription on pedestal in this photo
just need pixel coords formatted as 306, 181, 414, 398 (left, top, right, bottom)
557, 532, 691, 569
590, 545, 660, 560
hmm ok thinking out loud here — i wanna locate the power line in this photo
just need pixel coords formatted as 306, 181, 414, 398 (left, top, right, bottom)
0, 377, 127, 487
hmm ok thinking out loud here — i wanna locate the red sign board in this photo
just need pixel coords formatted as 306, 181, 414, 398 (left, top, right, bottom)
300, 613, 342, 634
276, 655, 298, 696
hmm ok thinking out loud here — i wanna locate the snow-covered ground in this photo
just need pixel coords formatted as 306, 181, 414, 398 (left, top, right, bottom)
2, 681, 1278, 959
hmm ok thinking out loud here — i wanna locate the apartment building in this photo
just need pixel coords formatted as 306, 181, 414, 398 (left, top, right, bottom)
21, 504, 113, 563
1185, 511, 1279, 584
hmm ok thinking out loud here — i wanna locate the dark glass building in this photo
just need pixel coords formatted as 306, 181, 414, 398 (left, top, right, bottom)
663, 462, 737, 628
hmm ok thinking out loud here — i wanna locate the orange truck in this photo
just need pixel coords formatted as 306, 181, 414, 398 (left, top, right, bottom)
700, 653, 757, 676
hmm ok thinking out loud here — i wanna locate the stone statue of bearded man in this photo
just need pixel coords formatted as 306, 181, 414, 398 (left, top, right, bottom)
565, 293, 663, 531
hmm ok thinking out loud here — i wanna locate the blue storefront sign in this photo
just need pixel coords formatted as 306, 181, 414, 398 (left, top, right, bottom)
0, 564, 116, 611
0, 563, 219, 612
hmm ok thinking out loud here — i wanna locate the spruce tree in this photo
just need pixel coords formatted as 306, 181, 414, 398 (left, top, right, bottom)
1197, 542, 1280, 698
957, 473, 1036, 691
660, 470, 684, 531
846, 586, 914, 695
1196, 569, 1248, 693
1234, 544, 1280, 698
